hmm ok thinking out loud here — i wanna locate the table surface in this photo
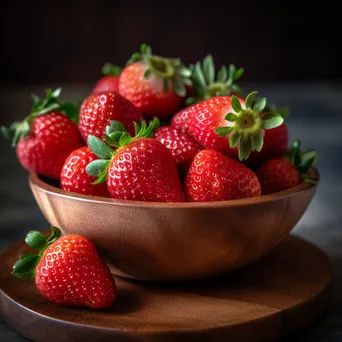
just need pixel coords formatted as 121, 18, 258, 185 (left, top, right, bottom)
0, 83, 342, 342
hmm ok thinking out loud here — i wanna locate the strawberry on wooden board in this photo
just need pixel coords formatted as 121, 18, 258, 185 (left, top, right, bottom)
154, 126, 203, 175
1, 88, 84, 180
12, 227, 116, 309
185, 150, 261, 202
78, 91, 143, 143
256, 139, 317, 195
118, 43, 192, 119
92, 63, 121, 94
61, 146, 110, 197
86, 118, 186, 202
185, 91, 284, 162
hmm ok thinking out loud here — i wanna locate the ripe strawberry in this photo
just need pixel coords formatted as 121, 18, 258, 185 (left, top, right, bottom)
12, 227, 116, 309
171, 104, 197, 134
86, 118, 185, 202
185, 150, 261, 202
154, 126, 203, 175
78, 91, 143, 143
61, 146, 110, 197
118, 43, 192, 119
1, 88, 83, 180
256, 139, 317, 194
186, 91, 284, 162
92, 63, 121, 94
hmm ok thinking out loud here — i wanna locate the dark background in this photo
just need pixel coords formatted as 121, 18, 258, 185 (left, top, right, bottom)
1, 0, 340, 86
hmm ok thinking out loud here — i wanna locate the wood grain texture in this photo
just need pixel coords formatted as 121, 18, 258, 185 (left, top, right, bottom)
0, 235, 331, 342
28, 173, 318, 281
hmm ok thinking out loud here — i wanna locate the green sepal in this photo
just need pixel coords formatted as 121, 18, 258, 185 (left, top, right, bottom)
251, 134, 264, 152
144, 68, 153, 80
253, 98, 267, 114
87, 136, 114, 159
12, 254, 40, 274
102, 63, 121, 76
86, 159, 110, 177
203, 55, 215, 84
217, 65, 228, 82
225, 113, 236, 122
239, 137, 252, 161
25, 231, 48, 252
245, 91, 258, 109
215, 126, 234, 136
47, 226, 62, 244
231, 96, 242, 112
12, 269, 36, 280
261, 113, 284, 129
106, 120, 127, 135
229, 131, 241, 148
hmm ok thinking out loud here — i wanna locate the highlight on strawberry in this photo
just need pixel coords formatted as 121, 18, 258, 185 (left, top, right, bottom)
12, 226, 116, 309
1, 88, 84, 180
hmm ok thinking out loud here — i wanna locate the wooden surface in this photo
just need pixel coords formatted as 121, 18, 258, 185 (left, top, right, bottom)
29, 173, 317, 282
0, 234, 332, 342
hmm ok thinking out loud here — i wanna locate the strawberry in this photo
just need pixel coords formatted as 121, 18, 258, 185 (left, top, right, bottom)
154, 126, 203, 175
256, 139, 317, 194
185, 150, 261, 202
118, 43, 192, 119
1, 88, 83, 180
185, 91, 284, 162
92, 63, 121, 94
171, 103, 197, 134
78, 91, 143, 143
86, 118, 185, 202
61, 146, 110, 197
12, 227, 116, 309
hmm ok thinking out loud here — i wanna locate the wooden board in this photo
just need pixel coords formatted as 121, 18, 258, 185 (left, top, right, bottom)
0, 235, 332, 342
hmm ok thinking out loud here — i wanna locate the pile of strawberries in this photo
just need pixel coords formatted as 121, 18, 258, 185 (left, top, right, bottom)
2, 44, 317, 202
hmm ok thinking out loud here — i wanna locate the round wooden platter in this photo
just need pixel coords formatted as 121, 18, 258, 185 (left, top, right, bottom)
0, 235, 332, 342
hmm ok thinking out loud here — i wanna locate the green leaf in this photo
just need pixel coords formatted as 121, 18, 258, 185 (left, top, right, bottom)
88, 135, 114, 159
238, 137, 252, 161
106, 120, 127, 136
12, 269, 36, 280
25, 231, 47, 252
86, 159, 110, 177
229, 131, 240, 148
251, 134, 264, 152
217, 65, 228, 82
225, 113, 236, 122
127, 52, 141, 65
119, 132, 132, 146
298, 155, 317, 174
245, 91, 258, 109
183, 77, 192, 86
178, 67, 192, 78
228, 64, 236, 84
92, 172, 108, 185
231, 96, 242, 113
261, 113, 284, 129
144, 68, 153, 80
173, 78, 186, 97
192, 61, 207, 95
185, 97, 196, 106
302, 173, 318, 184
105, 135, 120, 147
301, 150, 316, 164
233, 67, 244, 80
203, 55, 215, 84
231, 84, 242, 96
140, 43, 152, 55
51, 88, 62, 98
12, 254, 40, 274
12, 120, 30, 146
31, 94, 41, 111
1, 125, 15, 140
47, 226, 61, 245
59, 102, 79, 124
253, 98, 267, 114
33, 103, 60, 116
134, 122, 141, 136
215, 126, 234, 136
102, 63, 121, 76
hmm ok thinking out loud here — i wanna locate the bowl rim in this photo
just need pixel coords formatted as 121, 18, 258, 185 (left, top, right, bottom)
29, 171, 318, 209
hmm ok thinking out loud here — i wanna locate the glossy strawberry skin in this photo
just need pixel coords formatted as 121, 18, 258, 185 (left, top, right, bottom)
35, 234, 116, 309
118, 62, 183, 119
106, 138, 185, 202
92, 75, 120, 94
154, 126, 203, 175
256, 157, 300, 195
185, 150, 261, 202
171, 104, 197, 134
78, 91, 143, 143
16, 112, 84, 180
61, 146, 110, 197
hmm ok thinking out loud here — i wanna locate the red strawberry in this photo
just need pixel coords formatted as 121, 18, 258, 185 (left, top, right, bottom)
186, 92, 285, 162
1, 88, 83, 180
78, 91, 143, 143
185, 150, 261, 202
86, 118, 185, 202
118, 44, 191, 119
256, 139, 317, 194
92, 63, 121, 94
61, 146, 110, 197
171, 104, 197, 134
12, 227, 116, 309
154, 126, 203, 175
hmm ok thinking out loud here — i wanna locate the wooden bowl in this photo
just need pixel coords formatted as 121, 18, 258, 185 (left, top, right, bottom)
29, 173, 318, 282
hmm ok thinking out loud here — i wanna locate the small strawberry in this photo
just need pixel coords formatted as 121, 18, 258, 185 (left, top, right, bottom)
12, 227, 116, 309
1, 88, 84, 180
185, 55, 244, 105
256, 139, 317, 194
61, 146, 110, 197
185, 150, 261, 202
78, 91, 143, 143
154, 126, 203, 175
86, 118, 185, 202
118, 43, 192, 119
92, 63, 121, 94
185, 91, 284, 162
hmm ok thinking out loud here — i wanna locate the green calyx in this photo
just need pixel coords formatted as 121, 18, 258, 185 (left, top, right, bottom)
126, 43, 191, 97
86, 117, 160, 184
186, 55, 244, 105
215, 91, 284, 161
1, 88, 80, 147
102, 63, 121, 76
285, 139, 318, 184
12, 226, 61, 280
